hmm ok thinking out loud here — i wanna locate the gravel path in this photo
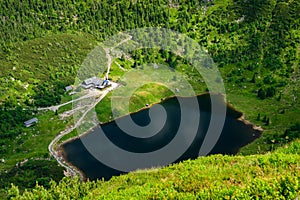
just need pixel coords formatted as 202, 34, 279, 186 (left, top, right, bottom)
48, 83, 119, 179
48, 34, 131, 179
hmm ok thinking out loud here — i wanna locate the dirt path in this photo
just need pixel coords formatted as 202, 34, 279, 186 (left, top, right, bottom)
48, 34, 131, 179
48, 82, 119, 179
38, 89, 101, 112
114, 61, 126, 71
104, 34, 132, 78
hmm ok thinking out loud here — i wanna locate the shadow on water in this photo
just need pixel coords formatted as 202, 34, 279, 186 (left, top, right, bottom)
62, 93, 262, 180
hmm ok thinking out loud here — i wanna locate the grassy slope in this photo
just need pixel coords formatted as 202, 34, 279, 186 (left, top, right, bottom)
93, 56, 300, 156
2, 36, 298, 198
0, 33, 99, 198
0, 0, 299, 198
0, 32, 98, 184
9, 139, 300, 199
0, 33, 96, 105
0, 110, 70, 199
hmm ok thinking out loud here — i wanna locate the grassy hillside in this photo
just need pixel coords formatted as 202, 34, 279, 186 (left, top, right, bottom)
0, 0, 299, 199
0, 33, 96, 107
0, 0, 299, 108
9, 139, 300, 199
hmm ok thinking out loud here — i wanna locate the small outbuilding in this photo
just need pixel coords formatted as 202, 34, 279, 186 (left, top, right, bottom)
65, 85, 73, 92
24, 118, 38, 127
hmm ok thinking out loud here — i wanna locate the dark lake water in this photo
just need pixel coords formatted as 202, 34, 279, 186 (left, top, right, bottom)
62, 94, 262, 180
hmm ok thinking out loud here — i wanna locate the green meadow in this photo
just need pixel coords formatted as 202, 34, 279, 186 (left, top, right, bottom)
0, 0, 299, 198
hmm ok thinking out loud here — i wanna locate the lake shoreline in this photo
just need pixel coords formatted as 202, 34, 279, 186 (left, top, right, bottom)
58, 92, 223, 150
59, 93, 263, 181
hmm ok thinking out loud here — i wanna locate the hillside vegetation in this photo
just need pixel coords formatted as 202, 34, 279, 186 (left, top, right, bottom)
9, 140, 300, 199
0, 0, 299, 198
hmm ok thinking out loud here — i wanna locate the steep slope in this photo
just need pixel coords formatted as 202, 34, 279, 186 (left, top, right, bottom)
9, 140, 300, 199
0, 0, 299, 199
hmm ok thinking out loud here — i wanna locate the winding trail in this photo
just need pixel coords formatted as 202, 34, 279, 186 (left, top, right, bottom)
48, 34, 131, 179
38, 90, 101, 112
48, 83, 119, 179
104, 34, 132, 78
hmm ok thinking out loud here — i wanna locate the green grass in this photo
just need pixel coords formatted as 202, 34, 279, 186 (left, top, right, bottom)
0, 110, 71, 172
0, 0, 299, 198
58, 129, 78, 145
0, 33, 97, 106
0, 110, 73, 198
9, 139, 300, 199
95, 83, 174, 122
0, 159, 64, 199
94, 58, 300, 155
223, 71, 300, 155
1, 29, 299, 200
60, 94, 73, 105
57, 103, 73, 114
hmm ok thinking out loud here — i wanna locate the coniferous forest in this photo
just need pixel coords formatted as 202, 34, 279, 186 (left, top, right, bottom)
0, 0, 299, 199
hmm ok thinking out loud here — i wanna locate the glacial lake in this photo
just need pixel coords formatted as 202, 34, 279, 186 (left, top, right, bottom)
62, 94, 262, 180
